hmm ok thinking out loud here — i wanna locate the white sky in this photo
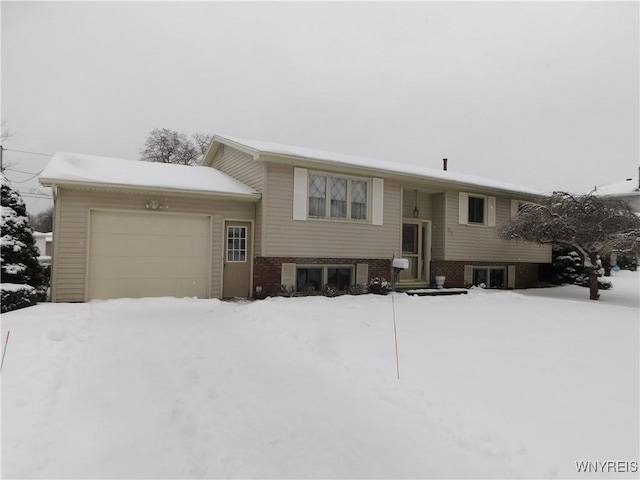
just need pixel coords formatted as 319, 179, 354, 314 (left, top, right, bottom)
2, 1, 638, 214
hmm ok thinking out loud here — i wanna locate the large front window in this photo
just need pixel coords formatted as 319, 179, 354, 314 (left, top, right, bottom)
331, 178, 347, 218
351, 180, 367, 220
308, 175, 327, 217
308, 174, 368, 221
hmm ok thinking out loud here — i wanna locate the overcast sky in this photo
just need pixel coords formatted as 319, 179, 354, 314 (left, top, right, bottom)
2, 1, 638, 214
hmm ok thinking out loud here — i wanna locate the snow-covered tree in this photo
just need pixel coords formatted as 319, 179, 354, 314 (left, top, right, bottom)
501, 191, 640, 301
1, 177, 47, 306
140, 128, 211, 166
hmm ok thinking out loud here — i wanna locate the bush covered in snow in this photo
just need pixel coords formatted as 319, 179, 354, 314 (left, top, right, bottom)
1, 178, 48, 310
551, 246, 612, 290
366, 277, 392, 295
1, 283, 37, 313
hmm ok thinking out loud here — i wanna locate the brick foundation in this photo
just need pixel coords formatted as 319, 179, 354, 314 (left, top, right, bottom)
430, 260, 542, 289
253, 257, 392, 297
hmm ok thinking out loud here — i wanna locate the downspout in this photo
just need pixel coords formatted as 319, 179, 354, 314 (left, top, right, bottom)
50, 184, 60, 302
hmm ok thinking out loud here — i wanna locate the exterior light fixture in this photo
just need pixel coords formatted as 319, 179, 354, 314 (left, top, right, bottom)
412, 190, 419, 218
145, 200, 167, 210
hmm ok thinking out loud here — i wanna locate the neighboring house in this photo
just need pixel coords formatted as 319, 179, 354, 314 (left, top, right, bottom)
39, 136, 551, 302
594, 173, 640, 212
33, 231, 53, 265
594, 171, 640, 268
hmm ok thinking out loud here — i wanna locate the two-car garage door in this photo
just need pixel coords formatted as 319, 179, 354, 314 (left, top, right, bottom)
88, 210, 211, 300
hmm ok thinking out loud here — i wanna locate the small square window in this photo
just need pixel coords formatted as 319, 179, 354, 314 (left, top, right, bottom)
327, 267, 352, 290
490, 269, 505, 288
473, 268, 487, 286
296, 268, 322, 292
468, 196, 485, 224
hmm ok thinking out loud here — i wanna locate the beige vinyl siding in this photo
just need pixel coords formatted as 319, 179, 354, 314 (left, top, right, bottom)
431, 193, 446, 260
402, 188, 432, 220
445, 192, 551, 262
263, 163, 401, 258
212, 146, 264, 191
51, 188, 255, 302
212, 145, 265, 256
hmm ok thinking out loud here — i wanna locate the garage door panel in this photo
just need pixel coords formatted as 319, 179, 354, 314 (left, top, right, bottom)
176, 258, 209, 278
178, 216, 211, 235
88, 211, 211, 300
180, 236, 210, 257
89, 257, 122, 279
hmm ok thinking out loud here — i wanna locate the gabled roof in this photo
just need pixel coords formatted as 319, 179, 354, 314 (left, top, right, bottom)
40, 152, 260, 199
205, 134, 543, 196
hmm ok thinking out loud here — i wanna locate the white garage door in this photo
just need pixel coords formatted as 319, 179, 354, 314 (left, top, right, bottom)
88, 210, 211, 300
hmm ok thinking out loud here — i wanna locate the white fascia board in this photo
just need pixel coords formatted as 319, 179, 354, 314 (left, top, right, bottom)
211, 136, 262, 160
39, 178, 262, 202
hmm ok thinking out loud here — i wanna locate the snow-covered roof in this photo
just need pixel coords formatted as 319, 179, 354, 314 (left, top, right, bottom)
40, 152, 260, 199
211, 134, 543, 196
33, 231, 53, 241
594, 176, 640, 197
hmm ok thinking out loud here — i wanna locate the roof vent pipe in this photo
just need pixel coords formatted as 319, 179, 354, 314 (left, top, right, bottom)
443, 158, 448, 171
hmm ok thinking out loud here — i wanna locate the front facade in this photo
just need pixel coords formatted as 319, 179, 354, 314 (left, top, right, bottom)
41, 137, 551, 302
205, 138, 550, 297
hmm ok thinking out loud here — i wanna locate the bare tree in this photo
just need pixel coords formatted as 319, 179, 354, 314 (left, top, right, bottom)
29, 205, 54, 233
140, 128, 211, 166
1, 121, 14, 173
192, 133, 212, 156
501, 191, 640, 300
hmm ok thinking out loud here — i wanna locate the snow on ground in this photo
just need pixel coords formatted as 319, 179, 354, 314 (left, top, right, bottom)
2, 272, 638, 479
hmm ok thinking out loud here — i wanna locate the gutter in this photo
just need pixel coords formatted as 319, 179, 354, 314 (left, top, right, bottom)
39, 177, 262, 202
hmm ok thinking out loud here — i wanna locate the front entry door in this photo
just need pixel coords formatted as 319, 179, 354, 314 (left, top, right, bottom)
223, 221, 252, 298
399, 222, 421, 282
398, 220, 431, 283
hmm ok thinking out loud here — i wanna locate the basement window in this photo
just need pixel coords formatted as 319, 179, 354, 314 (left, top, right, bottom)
472, 267, 505, 288
296, 265, 353, 292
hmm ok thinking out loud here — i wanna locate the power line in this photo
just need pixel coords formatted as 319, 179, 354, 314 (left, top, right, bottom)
4, 148, 53, 157
4, 168, 45, 183
4, 167, 42, 175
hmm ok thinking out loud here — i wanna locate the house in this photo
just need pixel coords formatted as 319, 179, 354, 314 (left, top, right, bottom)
33, 231, 53, 265
594, 171, 640, 268
39, 135, 551, 302
594, 172, 640, 212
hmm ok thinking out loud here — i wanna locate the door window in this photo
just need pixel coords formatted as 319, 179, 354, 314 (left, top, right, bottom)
226, 226, 247, 262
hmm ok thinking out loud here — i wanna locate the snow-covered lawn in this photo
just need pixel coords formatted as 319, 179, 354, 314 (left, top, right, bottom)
2, 272, 638, 479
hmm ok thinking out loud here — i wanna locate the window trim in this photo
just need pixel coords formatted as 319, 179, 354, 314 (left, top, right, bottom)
295, 264, 354, 292
307, 171, 371, 222
459, 192, 496, 227
225, 225, 248, 263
